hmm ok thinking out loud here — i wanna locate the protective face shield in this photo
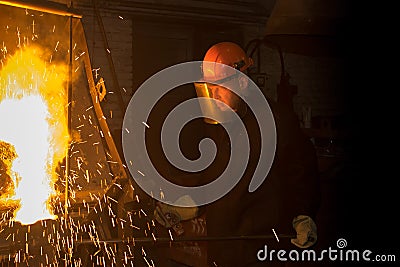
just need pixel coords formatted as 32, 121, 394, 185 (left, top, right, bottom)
194, 70, 245, 124
195, 42, 253, 124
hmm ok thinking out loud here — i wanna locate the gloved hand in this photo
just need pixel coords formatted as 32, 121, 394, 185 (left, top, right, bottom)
154, 195, 198, 228
291, 215, 317, 248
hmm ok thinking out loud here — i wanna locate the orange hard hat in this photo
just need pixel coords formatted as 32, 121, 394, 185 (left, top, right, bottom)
202, 42, 253, 81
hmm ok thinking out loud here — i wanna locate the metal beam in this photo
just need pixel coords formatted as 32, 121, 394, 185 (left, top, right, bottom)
78, 0, 268, 25
0, 0, 82, 18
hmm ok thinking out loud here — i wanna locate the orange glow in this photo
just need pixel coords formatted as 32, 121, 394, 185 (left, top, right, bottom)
0, 46, 69, 225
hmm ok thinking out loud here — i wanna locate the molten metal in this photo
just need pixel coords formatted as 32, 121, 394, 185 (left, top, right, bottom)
0, 46, 69, 225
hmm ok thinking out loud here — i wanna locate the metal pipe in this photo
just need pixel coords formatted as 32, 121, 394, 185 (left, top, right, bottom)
64, 15, 74, 221
76, 234, 296, 244
0, 0, 82, 18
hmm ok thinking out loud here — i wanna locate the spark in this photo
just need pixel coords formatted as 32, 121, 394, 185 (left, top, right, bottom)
113, 183, 122, 190
143, 257, 152, 267
160, 189, 165, 200
107, 196, 118, 203
140, 209, 147, 217
142, 121, 150, 128
85, 170, 90, 183
75, 51, 85, 61
272, 228, 279, 242
141, 247, 146, 257
17, 27, 21, 47
131, 225, 140, 230
168, 229, 173, 241
93, 250, 101, 256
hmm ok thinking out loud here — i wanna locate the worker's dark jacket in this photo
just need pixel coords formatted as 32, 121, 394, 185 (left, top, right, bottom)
203, 99, 321, 267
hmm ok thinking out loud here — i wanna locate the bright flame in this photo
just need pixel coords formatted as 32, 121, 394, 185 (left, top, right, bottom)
0, 46, 69, 225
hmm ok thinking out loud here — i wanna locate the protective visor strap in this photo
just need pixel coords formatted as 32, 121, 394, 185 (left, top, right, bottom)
207, 72, 239, 85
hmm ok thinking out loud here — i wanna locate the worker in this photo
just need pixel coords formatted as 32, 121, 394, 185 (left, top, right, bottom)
153, 41, 321, 266
200, 41, 321, 266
